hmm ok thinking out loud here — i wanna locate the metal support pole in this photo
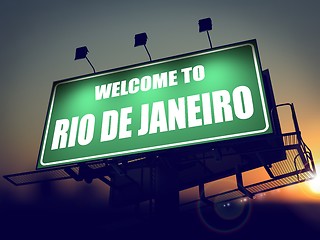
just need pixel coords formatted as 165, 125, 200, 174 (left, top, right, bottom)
85, 56, 96, 73
206, 31, 213, 49
154, 158, 179, 217
236, 170, 254, 199
144, 45, 152, 61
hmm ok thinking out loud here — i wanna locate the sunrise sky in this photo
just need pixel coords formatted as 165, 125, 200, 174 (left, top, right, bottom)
1, 0, 320, 207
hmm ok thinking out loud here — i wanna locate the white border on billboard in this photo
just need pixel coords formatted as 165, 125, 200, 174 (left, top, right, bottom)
39, 43, 270, 167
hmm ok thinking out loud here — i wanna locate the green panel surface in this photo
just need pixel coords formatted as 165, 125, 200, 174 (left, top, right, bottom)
37, 40, 272, 168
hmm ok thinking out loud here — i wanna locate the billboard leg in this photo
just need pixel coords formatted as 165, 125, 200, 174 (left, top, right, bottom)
154, 158, 179, 218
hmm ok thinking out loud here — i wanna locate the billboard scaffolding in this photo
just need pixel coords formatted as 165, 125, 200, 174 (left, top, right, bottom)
3, 40, 316, 215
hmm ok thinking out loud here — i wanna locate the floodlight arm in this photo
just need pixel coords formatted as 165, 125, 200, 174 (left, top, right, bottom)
85, 56, 96, 73
206, 31, 213, 49
144, 45, 152, 61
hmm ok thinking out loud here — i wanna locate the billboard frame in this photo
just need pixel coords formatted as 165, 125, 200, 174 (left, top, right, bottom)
36, 39, 273, 170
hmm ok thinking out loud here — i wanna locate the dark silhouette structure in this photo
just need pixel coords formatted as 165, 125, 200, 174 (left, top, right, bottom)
3, 26, 316, 220
74, 46, 96, 73
134, 32, 152, 61
4, 70, 316, 218
199, 17, 213, 48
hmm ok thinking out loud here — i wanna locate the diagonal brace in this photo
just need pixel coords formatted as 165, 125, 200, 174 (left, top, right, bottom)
236, 171, 254, 199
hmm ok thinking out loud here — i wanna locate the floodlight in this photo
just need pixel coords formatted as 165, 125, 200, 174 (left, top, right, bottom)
134, 32, 152, 61
198, 18, 213, 49
134, 32, 148, 47
74, 46, 96, 73
75, 46, 89, 60
198, 18, 212, 32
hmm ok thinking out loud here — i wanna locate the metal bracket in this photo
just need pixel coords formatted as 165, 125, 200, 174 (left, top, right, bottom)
64, 167, 82, 182
256, 153, 275, 179
199, 183, 205, 200
98, 176, 113, 187
198, 183, 212, 205
110, 163, 125, 176
264, 164, 275, 178
78, 164, 94, 184
236, 170, 254, 199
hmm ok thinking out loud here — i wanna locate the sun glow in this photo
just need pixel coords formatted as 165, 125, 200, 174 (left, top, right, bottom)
308, 174, 320, 194
308, 164, 320, 194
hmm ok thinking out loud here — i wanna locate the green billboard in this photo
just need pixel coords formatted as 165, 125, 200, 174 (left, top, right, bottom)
37, 40, 272, 169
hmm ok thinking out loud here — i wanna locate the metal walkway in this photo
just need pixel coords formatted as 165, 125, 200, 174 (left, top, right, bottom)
200, 132, 315, 204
